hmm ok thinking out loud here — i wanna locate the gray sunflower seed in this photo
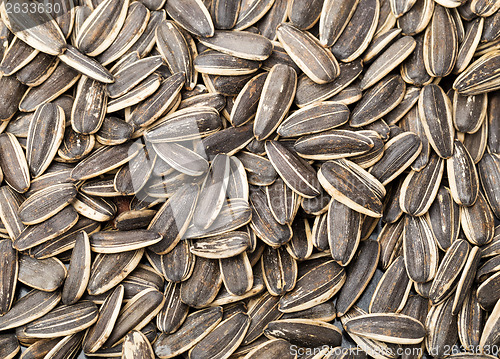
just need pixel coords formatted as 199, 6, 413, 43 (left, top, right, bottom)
361, 36, 416, 90
350, 130, 385, 168
231, 72, 267, 127
90, 230, 162, 253
61, 231, 91, 306
425, 296, 458, 358
295, 60, 363, 108
210, 0, 241, 29
261, 245, 297, 296
453, 50, 500, 95
184, 198, 252, 239
0, 72, 27, 121
255, 0, 288, 40
14, 206, 79, 252
145, 106, 222, 142
0, 0, 66, 55
328, 199, 362, 266
336, 240, 380, 317
254, 64, 296, 140
463, 120, 488, 164
452, 245, 480, 315
471, 0, 500, 16
154, 307, 223, 359
351, 75, 406, 127
285, 218, 313, 260
44, 331, 84, 359
382, 179, 404, 224
103, 288, 165, 348
58, 44, 114, 83
107, 56, 162, 98
24, 301, 98, 338
237, 151, 277, 186
87, 249, 144, 295
58, 127, 95, 162
457, 291, 482, 351
345, 313, 425, 344
277, 23, 339, 84
363, 28, 402, 64
190, 231, 250, 259
19, 63, 81, 113
264, 319, 342, 348
278, 102, 350, 138
0, 186, 26, 239
242, 338, 295, 359
165, 0, 214, 37
0, 133, 30, 193
250, 188, 293, 247
195, 49, 261, 76
83, 285, 124, 353
331, 0, 379, 62
370, 132, 422, 185
156, 282, 189, 334
243, 292, 282, 345
180, 256, 222, 307
279, 259, 345, 313
400, 33, 432, 87
96, 116, 133, 145
429, 239, 470, 305
400, 152, 444, 216
75, 0, 129, 56
0, 334, 19, 359
319, 0, 359, 47
234, 0, 274, 31
153, 143, 208, 176
0, 36, 39, 76
19, 337, 61, 359
26, 103, 65, 178
70, 141, 142, 181
403, 215, 439, 283
18, 255, 66, 292
287, 0, 322, 30
478, 153, 500, 218
266, 140, 321, 198
71, 192, 116, 222
193, 154, 230, 229
122, 330, 155, 359
0, 289, 61, 331
418, 84, 455, 158
447, 140, 479, 206
461, 191, 495, 246
227, 157, 249, 200
318, 159, 386, 217
19, 183, 77, 225
266, 178, 299, 225
477, 269, 500, 310
294, 130, 374, 161
423, 5, 458, 78
0, 239, 17, 315
161, 239, 195, 283
29, 217, 100, 260
340, 307, 398, 359
97, 2, 150, 66
370, 255, 411, 313
189, 312, 250, 359
453, 17, 484, 75
71, 76, 107, 135
200, 30, 273, 61
426, 186, 460, 251
219, 252, 253, 296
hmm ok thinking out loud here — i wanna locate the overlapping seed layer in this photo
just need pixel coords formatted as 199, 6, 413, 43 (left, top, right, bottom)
0, 0, 499, 358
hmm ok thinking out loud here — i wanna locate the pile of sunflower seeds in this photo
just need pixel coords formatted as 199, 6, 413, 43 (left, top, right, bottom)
0, 0, 499, 357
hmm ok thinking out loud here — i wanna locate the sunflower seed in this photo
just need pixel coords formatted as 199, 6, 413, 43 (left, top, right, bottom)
0, 133, 30, 193
154, 307, 223, 358
318, 159, 386, 217
418, 84, 455, 158
400, 152, 444, 216
461, 191, 495, 246
426, 186, 460, 251
264, 319, 342, 348
370, 255, 412, 313
425, 296, 458, 358
447, 140, 479, 207
403, 215, 439, 283
319, 0, 359, 47
261, 245, 297, 296
75, 0, 129, 56
87, 249, 144, 295
331, 0, 379, 62
279, 258, 345, 313
165, 0, 214, 37
345, 313, 425, 344
254, 64, 297, 140
0, 36, 38, 76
